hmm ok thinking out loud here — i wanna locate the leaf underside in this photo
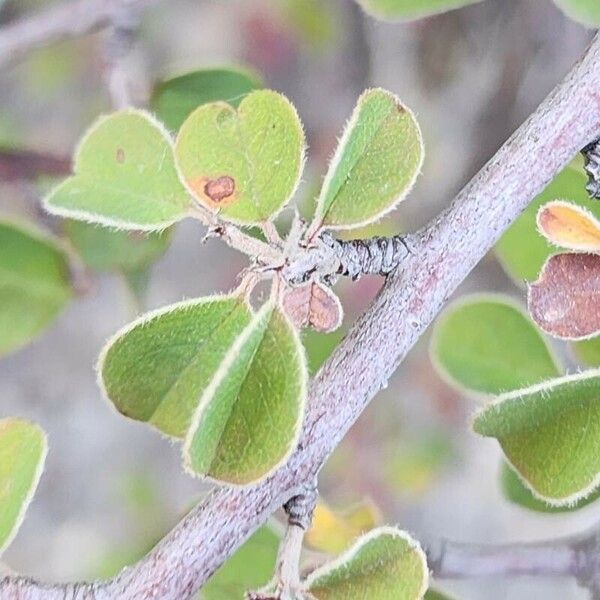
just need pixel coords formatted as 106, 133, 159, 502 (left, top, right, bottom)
184, 303, 306, 485
474, 370, 600, 505
100, 296, 253, 438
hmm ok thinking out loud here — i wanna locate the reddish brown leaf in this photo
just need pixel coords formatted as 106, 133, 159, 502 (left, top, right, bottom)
282, 281, 343, 333
528, 252, 600, 339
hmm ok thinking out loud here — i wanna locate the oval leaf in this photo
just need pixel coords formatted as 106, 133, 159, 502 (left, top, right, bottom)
355, 0, 482, 21
473, 370, 600, 506
553, 0, 600, 26
0, 418, 47, 554
537, 201, 600, 252
306, 500, 381, 554
44, 110, 192, 231
0, 219, 72, 356
305, 527, 428, 600
495, 166, 598, 283
64, 220, 171, 274
151, 67, 262, 131
99, 296, 253, 438
282, 281, 343, 333
430, 295, 560, 395
528, 252, 600, 340
175, 90, 305, 225
311, 88, 423, 233
183, 303, 307, 485
500, 461, 600, 514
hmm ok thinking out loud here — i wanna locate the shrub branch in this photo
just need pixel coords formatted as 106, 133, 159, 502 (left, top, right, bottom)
1, 24, 599, 600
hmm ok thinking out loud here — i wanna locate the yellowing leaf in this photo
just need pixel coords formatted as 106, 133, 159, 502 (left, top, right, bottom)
45, 110, 192, 231
183, 303, 307, 485
473, 370, 600, 506
306, 500, 380, 554
0, 418, 47, 554
305, 527, 428, 600
175, 90, 305, 225
99, 296, 253, 438
311, 88, 423, 233
537, 201, 600, 252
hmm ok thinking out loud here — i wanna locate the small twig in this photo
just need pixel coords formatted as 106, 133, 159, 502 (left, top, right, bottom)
0, 0, 160, 70
102, 4, 139, 109
0, 148, 70, 182
190, 208, 281, 264
262, 221, 285, 248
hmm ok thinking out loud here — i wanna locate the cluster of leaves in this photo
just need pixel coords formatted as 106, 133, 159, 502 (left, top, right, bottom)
355, 0, 600, 26
430, 163, 600, 511
35, 82, 423, 490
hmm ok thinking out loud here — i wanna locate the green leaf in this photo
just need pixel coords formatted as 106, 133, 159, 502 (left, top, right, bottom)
151, 67, 262, 132
430, 295, 560, 395
183, 302, 307, 485
355, 0, 482, 22
203, 525, 280, 599
311, 88, 423, 233
99, 295, 253, 438
0, 219, 72, 356
495, 166, 598, 283
573, 337, 600, 367
500, 461, 600, 513
305, 527, 428, 600
0, 418, 47, 554
175, 90, 305, 225
64, 220, 171, 273
45, 110, 192, 231
553, 0, 600, 26
473, 370, 600, 506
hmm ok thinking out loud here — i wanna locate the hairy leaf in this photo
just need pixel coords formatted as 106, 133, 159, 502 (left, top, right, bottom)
355, 0, 482, 21
311, 88, 423, 232
99, 296, 253, 438
473, 370, 600, 506
553, 0, 600, 26
64, 220, 171, 274
306, 500, 380, 554
45, 110, 191, 231
500, 461, 600, 513
537, 201, 600, 252
430, 295, 560, 395
151, 67, 262, 131
0, 418, 47, 554
203, 525, 279, 599
495, 166, 597, 283
306, 527, 428, 600
282, 281, 343, 333
528, 253, 600, 340
183, 303, 307, 485
175, 90, 304, 225
0, 220, 72, 355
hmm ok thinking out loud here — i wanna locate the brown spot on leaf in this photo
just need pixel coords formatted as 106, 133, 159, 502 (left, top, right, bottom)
204, 175, 235, 203
283, 281, 343, 333
528, 252, 600, 339
116, 148, 125, 163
